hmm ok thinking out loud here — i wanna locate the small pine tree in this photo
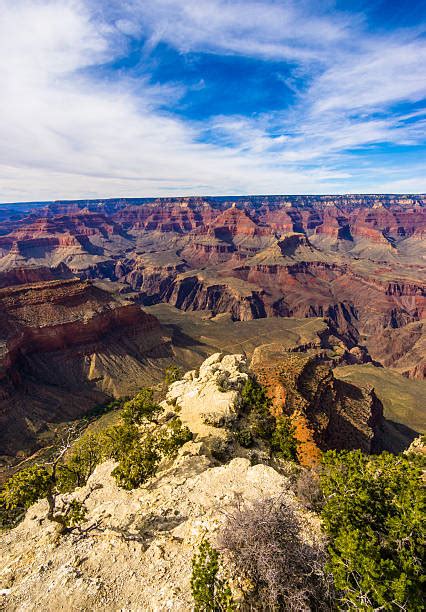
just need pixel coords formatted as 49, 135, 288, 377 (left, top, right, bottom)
121, 388, 161, 426
320, 450, 425, 610
164, 365, 183, 386
57, 432, 105, 492
101, 422, 140, 460
241, 377, 275, 440
1, 464, 52, 510
111, 435, 160, 490
0, 461, 89, 535
59, 499, 87, 529
157, 418, 192, 458
191, 539, 235, 611
271, 416, 299, 461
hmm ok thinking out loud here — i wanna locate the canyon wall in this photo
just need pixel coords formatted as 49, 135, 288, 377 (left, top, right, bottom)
0, 195, 424, 379
0, 275, 172, 462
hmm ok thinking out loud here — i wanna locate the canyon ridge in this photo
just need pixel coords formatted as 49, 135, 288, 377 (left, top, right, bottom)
0, 195, 424, 469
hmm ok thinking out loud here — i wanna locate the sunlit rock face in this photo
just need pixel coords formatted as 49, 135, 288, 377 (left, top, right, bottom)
0, 275, 170, 460
0, 352, 390, 610
0, 195, 424, 378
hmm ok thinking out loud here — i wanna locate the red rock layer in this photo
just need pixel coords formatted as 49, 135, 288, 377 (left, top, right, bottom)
0, 195, 424, 377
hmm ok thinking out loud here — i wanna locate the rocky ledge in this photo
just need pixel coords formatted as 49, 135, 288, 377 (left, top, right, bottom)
0, 353, 323, 611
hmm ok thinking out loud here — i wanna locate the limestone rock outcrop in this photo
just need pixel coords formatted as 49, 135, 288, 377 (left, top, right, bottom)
0, 353, 326, 611
163, 352, 249, 439
0, 454, 304, 612
0, 352, 411, 610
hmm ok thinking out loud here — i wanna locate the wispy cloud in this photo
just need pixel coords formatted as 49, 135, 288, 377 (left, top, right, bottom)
0, 0, 425, 201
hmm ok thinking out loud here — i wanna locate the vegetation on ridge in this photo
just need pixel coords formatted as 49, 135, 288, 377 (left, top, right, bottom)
0, 386, 192, 528
320, 449, 425, 610
1, 361, 424, 611
191, 540, 235, 612
233, 377, 300, 462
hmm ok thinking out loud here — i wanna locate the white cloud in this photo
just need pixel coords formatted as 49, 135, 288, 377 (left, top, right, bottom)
0, 0, 424, 201
111, 0, 352, 62
312, 39, 426, 113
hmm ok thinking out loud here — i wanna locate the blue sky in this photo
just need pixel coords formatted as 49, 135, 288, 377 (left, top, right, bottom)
0, 0, 425, 201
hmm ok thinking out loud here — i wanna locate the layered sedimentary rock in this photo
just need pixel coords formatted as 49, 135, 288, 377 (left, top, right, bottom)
0, 263, 73, 288
162, 272, 267, 320
251, 345, 384, 463
0, 277, 171, 460
0, 195, 424, 377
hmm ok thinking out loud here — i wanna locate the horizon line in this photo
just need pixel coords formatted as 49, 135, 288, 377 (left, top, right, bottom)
1, 192, 426, 206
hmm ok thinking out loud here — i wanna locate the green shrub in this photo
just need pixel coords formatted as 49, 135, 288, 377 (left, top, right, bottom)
157, 418, 192, 458
57, 432, 105, 492
111, 435, 160, 490
0, 465, 52, 510
241, 378, 275, 440
0, 498, 24, 530
0, 462, 89, 535
101, 422, 140, 460
271, 416, 298, 461
191, 539, 235, 611
235, 428, 253, 448
60, 499, 87, 529
241, 377, 271, 413
320, 450, 425, 610
164, 365, 183, 386
121, 388, 161, 426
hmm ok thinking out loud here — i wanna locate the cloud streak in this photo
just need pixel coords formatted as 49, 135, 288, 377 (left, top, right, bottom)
0, 0, 425, 201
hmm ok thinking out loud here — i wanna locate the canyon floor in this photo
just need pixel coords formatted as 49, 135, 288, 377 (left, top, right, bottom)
0, 195, 424, 470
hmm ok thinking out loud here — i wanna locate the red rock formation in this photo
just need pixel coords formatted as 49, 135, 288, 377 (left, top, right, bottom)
0, 277, 170, 459
0, 195, 424, 377
162, 273, 267, 320
251, 347, 384, 459
0, 263, 73, 288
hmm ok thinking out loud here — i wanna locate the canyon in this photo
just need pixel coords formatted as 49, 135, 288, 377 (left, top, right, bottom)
0, 195, 424, 373
0, 194, 424, 466
0, 272, 173, 468
0, 353, 387, 610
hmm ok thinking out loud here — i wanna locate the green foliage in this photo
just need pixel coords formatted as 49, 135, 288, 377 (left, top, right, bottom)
0, 504, 23, 530
157, 418, 193, 457
109, 418, 192, 489
0, 463, 89, 534
164, 365, 183, 386
271, 416, 298, 461
0, 387, 193, 521
111, 434, 160, 490
241, 378, 275, 440
241, 377, 271, 414
0, 465, 52, 510
235, 428, 253, 448
101, 422, 140, 460
191, 539, 235, 612
57, 432, 105, 492
121, 388, 161, 426
320, 450, 425, 610
61, 499, 87, 529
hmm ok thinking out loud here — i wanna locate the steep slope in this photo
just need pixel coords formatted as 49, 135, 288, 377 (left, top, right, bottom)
0, 352, 415, 611
0, 277, 171, 463
334, 364, 426, 434
251, 346, 384, 463
0, 353, 341, 611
